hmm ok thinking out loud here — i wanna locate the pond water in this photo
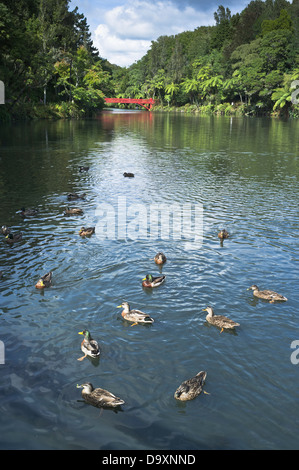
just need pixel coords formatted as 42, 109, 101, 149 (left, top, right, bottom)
0, 111, 298, 450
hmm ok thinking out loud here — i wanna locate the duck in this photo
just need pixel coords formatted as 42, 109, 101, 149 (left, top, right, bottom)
79, 226, 95, 237
247, 285, 287, 303
64, 207, 84, 215
174, 371, 207, 401
5, 233, 22, 244
203, 306, 240, 333
20, 207, 38, 218
67, 192, 86, 201
218, 229, 229, 239
1, 225, 11, 236
154, 252, 167, 265
142, 274, 166, 288
117, 301, 154, 325
77, 330, 100, 361
76, 382, 125, 409
123, 172, 134, 177
79, 166, 90, 172
35, 271, 52, 289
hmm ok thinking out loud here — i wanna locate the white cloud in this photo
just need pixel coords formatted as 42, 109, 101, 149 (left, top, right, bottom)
93, 0, 215, 67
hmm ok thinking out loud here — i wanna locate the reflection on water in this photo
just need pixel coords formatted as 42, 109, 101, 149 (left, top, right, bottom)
0, 112, 298, 449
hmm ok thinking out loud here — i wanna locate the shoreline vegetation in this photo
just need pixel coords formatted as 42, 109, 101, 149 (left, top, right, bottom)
0, 0, 298, 122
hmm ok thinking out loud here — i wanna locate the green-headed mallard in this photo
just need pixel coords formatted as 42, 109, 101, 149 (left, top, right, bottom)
79, 226, 95, 237
203, 306, 240, 333
5, 232, 22, 244
154, 252, 167, 265
174, 371, 207, 401
20, 207, 38, 218
64, 207, 84, 215
67, 192, 86, 201
77, 330, 100, 361
117, 301, 154, 325
247, 285, 287, 303
1, 225, 11, 236
123, 172, 134, 177
218, 229, 229, 239
142, 274, 166, 288
35, 271, 52, 289
76, 382, 124, 409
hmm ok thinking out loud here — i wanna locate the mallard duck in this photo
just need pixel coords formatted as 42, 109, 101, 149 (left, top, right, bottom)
77, 330, 100, 361
35, 271, 52, 289
218, 229, 229, 239
5, 233, 22, 244
203, 306, 240, 333
174, 371, 207, 401
117, 301, 154, 325
142, 274, 166, 288
1, 225, 11, 236
154, 252, 167, 265
64, 207, 84, 215
123, 172, 134, 177
76, 382, 125, 409
79, 166, 90, 172
247, 285, 287, 303
79, 226, 95, 237
20, 207, 38, 218
67, 192, 86, 201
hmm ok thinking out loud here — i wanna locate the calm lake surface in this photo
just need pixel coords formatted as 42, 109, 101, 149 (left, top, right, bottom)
0, 111, 298, 450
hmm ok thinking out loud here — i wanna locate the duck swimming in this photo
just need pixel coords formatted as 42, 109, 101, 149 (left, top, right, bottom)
64, 207, 84, 215
77, 330, 100, 361
5, 233, 22, 244
35, 271, 52, 289
67, 193, 86, 201
247, 285, 287, 303
79, 227, 95, 237
203, 306, 240, 333
76, 383, 125, 409
218, 229, 229, 239
154, 252, 167, 265
142, 274, 166, 288
123, 172, 134, 177
174, 371, 207, 401
20, 207, 38, 218
117, 301, 154, 325
1, 226, 11, 236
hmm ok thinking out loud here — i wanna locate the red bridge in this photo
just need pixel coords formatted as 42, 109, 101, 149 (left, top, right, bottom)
104, 97, 155, 111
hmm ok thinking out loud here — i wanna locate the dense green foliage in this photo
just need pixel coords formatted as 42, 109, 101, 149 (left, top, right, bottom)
116, 0, 299, 117
0, 0, 114, 119
0, 0, 298, 120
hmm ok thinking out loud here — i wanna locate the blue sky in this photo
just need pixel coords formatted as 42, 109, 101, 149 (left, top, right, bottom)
70, 0, 250, 67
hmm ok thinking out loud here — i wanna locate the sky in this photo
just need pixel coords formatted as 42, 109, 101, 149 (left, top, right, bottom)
70, 0, 250, 67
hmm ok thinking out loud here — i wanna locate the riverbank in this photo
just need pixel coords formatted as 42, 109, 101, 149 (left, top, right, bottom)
0, 101, 101, 122
1, 100, 298, 122
152, 101, 299, 118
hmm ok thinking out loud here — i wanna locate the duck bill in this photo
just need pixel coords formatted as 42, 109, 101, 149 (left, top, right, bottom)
78, 331, 84, 335
35, 280, 45, 288
116, 305, 122, 308
76, 384, 83, 389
